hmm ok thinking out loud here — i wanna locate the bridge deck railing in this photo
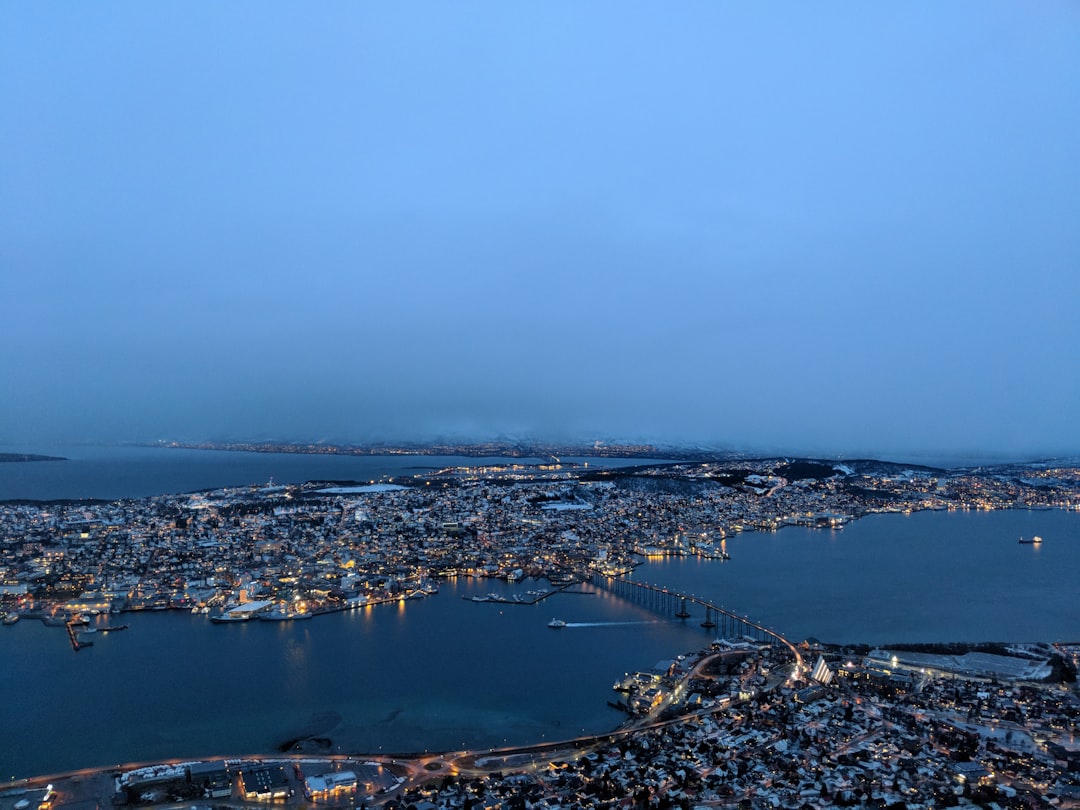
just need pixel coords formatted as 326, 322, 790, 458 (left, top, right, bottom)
589, 574, 802, 667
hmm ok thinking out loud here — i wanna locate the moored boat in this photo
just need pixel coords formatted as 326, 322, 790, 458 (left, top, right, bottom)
1018, 535, 1043, 544
210, 612, 253, 623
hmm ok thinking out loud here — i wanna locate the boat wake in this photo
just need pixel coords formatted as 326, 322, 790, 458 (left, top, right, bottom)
563, 621, 662, 628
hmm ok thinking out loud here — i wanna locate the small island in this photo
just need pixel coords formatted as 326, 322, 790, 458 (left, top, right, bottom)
0, 453, 67, 463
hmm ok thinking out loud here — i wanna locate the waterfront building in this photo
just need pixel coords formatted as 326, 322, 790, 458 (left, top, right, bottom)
237, 766, 290, 801
304, 771, 357, 799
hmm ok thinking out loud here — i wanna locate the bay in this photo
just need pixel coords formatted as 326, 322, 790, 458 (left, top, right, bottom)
637, 508, 1080, 645
0, 577, 709, 780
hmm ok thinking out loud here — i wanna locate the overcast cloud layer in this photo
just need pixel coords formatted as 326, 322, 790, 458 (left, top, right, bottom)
2, 2, 1078, 459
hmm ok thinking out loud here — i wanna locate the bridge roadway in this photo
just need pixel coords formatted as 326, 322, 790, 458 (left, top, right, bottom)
590, 574, 803, 669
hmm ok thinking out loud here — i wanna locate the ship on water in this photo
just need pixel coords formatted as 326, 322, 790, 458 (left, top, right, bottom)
1018, 535, 1043, 544
210, 612, 253, 623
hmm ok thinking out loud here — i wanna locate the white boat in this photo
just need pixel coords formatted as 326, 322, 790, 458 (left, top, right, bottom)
548, 618, 567, 629
210, 612, 253, 623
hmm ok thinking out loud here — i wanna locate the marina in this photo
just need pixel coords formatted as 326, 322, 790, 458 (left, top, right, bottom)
461, 585, 571, 605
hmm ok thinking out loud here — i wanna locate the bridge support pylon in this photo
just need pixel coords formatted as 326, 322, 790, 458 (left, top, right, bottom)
675, 597, 691, 619
700, 606, 716, 629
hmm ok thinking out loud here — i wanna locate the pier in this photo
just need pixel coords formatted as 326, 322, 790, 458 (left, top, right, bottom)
65, 619, 85, 651
461, 583, 580, 606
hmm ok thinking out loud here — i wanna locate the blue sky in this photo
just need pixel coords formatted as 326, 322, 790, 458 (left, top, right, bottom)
2, 2, 1078, 459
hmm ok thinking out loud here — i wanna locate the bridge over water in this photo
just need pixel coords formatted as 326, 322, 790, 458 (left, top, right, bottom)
590, 574, 802, 665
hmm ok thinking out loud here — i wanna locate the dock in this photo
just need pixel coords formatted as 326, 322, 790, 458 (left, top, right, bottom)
462, 583, 584, 606
65, 619, 86, 651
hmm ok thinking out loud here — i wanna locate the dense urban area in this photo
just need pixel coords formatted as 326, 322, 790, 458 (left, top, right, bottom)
2, 451, 1079, 808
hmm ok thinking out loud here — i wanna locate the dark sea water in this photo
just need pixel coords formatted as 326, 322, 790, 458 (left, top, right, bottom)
636, 508, 1080, 645
0, 445, 663, 501
1, 448, 1078, 779
0, 578, 708, 780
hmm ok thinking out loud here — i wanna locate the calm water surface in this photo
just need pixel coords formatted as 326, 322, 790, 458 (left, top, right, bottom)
639, 508, 1080, 644
1, 578, 707, 779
